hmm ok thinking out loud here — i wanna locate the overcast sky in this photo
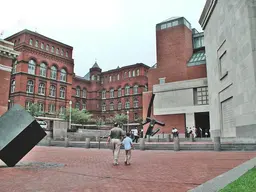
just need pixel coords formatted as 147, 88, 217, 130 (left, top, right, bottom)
1, 0, 206, 76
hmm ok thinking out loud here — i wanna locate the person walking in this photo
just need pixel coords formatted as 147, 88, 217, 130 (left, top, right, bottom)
133, 128, 139, 143
122, 132, 134, 165
106, 122, 125, 165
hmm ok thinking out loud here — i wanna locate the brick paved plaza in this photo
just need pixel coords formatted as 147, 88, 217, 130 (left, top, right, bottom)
0, 146, 255, 192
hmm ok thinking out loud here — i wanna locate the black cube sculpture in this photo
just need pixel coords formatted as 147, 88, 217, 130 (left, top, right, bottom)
0, 104, 46, 167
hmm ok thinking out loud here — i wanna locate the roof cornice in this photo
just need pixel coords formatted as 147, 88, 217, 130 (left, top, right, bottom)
199, 0, 218, 30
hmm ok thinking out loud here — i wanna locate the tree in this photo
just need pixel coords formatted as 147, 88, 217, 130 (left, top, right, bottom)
64, 108, 92, 124
26, 103, 42, 117
106, 114, 128, 127
95, 117, 105, 128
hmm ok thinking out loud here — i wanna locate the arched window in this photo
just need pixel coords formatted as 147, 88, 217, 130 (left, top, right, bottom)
133, 98, 138, 108
29, 39, 33, 46
128, 71, 131, 77
60, 87, 65, 99
12, 60, 17, 74
136, 69, 140, 76
76, 87, 81, 97
125, 85, 130, 95
61, 49, 64, 56
38, 83, 45, 95
117, 74, 120, 80
124, 72, 127, 78
49, 85, 56, 97
110, 102, 114, 110
50, 66, 57, 79
82, 102, 86, 110
41, 42, 44, 49
102, 102, 106, 111
46, 44, 49, 51
60, 68, 67, 82
40, 63, 47, 77
35, 40, 38, 47
76, 102, 80, 109
132, 70, 135, 77
56, 48, 59, 55
125, 100, 130, 109
110, 89, 114, 98
48, 103, 55, 114
28, 59, 36, 74
91, 75, 95, 80
133, 85, 138, 94
82, 89, 86, 98
97, 75, 100, 81
118, 102, 122, 110
59, 106, 65, 115
11, 80, 15, 93
102, 90, 106, 99
118, 88, 122, 97
109, 76, 112, 82
51, 46, 54, 53
26, 80, 34, 93
38, 103, 44, 112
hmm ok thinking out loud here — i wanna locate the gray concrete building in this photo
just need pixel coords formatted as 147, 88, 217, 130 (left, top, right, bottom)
199, 0, 256, 142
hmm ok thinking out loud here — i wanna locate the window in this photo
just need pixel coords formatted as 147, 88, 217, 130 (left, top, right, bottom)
102, 90, 106, 99
136, 69, 140, 76
49, 85, 56, 97
117, 74, 120, 80
196, 87, 209, 105
132, 70, 135, 77
66, 51, 68, 58
110, 89, 114, 98
110, 102, 114, 111
102, 103, 106, 111
125, 100, 130, 109
25, 101, 33, 110
76, 102, 80, 109
194, 36, 204, 49
134, 113, 138, 121
28, 59, 36, 75
82, 89, 86, 98
118, 102, 122, 110
35, 40, 38, 47
128, 71, 131, 77
118, 88, 122, 97
41, 43, 44, 49
133, 85, 138, 94
59, 106, 65, 115
38, 83, 45, 95
76, 87, 81, 97
40, 63, 47, 77
50, 66, 57, 79
51, 46, 54, 53
29, 39, 33, 45
124, 72, 127, 78
61, 49, 64, 56
26, 80, 34, 93
56, 48, 59, 55
38, 103, 44, 112
109, 76, 112, 82
60, 87, 65, 99
12, 60, 17, 74
160, 23, 167, 30
49, 104, 55, 114
134, 98, 138, 108
125, 86, 130, 95
97, 75, 100, 81
60, 68, 67, 82
46, 44, 49, 51
91, 75, 95, 80
11, 80, 15, 93
82, 102, 86, 110
144, 85, 148, 92
159, 78, 166, 84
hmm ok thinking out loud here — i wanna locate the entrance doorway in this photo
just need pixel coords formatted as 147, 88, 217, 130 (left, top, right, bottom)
195, 112, 210, 137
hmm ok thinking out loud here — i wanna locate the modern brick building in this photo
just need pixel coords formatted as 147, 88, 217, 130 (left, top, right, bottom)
143, 17, 209, 137
4, 29, 149, 125
0, 39, 19, 116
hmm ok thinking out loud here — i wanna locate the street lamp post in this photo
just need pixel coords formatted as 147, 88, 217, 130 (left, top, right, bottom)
127, 110, 129, 133
69, 101, 72, 130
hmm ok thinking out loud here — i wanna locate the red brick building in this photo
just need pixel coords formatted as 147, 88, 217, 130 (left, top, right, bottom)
143, 17, 209, 137
5, 29, 149, 124
0, 39, 19, 116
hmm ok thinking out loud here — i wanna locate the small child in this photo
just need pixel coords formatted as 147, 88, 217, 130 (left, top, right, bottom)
122, 132, 134, 165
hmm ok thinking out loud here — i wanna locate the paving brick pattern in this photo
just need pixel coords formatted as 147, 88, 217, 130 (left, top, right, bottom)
0, 146, 255, 192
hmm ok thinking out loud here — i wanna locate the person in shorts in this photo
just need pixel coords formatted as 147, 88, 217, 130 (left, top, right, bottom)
122, 132, 134, 165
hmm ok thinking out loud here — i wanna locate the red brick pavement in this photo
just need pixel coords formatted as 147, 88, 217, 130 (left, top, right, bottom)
0, 146, 255, 192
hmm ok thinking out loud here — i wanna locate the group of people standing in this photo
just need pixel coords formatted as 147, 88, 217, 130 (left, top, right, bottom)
106, 123, 136, 166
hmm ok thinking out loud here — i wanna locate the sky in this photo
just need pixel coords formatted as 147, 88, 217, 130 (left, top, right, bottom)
1, 0, 206, 77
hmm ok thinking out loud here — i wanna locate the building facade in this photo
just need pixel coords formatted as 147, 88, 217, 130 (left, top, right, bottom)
199, 0, 256, 141
5, 30, 149, 124
0, 39, 19, 116
143, 17, 209, 137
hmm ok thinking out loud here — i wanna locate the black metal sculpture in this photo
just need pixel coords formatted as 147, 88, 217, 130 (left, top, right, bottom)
0, 104, 46, 167
142, 94, 165, 138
